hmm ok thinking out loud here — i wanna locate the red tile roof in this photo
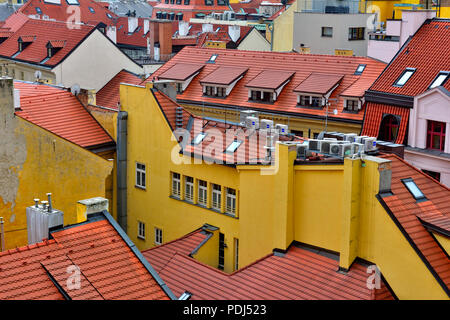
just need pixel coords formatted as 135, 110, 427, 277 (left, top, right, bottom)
361, 102, 409, 144
294, 73, 344, 94
0, 19, 95, 67
417, 202, 450, 237
379, 154, 450, 294
246, 69, 295, 90
157, 62, 204, 81
15, 81, 114, 149
151, 0, 230, 21
369, 19, 450, 96
146, 47, 386, 122
153, 89, 192, 131
0, 213, 171, 300
96, 69, 143, 110
200, 66, 248, 85
1, 12, 29, 32
143, 233, 395, 300
115, 16, 149, 48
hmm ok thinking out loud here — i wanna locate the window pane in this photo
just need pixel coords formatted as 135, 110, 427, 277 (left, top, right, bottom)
395, 70, 414, 86
430, 73, 449, 89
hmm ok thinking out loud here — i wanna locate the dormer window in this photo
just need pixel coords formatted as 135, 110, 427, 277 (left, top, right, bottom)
354, 64, 366, 75
158, 63, 204, 94
17, 35, 36, 54
393, 68, 415, 87
344, 98, 361, 111
429, 71, 449, 89
184, 0, 190, 4
294, 73, 343, 108
201, 66, 247, 98
88, 7, 95, 14
246, 70, 294, 104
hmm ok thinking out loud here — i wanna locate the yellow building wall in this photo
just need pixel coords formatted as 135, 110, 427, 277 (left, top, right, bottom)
433, 232, 450, 254
268, 1, 297, 52
193, 229, 221, 269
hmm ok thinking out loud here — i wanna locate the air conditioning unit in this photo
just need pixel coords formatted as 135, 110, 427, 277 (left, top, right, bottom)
245, 116, 259, 130
260, 119, 274, 131
308, 139, 321, 151
240, 110, 258, 124
323, 137, 337, 141
343, 133, 357, 143
355, 135, 369, 144
297, 143, 308, 159
363, 137, 377, 151
329, 142, 352, 157
320, 140, 334, 154
352, 143, 364, 155
276, 124, 289, 135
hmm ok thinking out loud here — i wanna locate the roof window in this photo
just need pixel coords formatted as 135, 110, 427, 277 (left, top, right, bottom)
207, 54, 218, 63
225, 140, 242, 153
354, 64, 366, 75
193, 132, 207, 145
429, 71, 449, 89
35, 7, 42, 14
402, 178, 427, 202
89, 7, 95, 13
393, 68, 415, 87
66, 0, 79, 4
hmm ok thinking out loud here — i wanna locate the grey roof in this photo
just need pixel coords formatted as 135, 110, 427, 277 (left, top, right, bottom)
0, 3, 22, 22
106, 0, 153, 18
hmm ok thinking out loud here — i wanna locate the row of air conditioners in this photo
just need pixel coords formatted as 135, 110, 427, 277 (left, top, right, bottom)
244, 116, 289, 135
296, 136, 377, 159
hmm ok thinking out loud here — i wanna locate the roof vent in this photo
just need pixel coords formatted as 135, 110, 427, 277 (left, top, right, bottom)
175, 106, 183, 129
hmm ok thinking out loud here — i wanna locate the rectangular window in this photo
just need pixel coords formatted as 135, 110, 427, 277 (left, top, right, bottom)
184, 0, 190, 4
172, 172, 181, 198
205, 85, 214, 96
321, 27, 333, 37
226, 188, 236, 216
299, 95, 310, 106
313, 132, 319, 139
311, 96, 322, 107
176, 0, 182, 4
250, 90, 272, 103
198, 180, 207, 206
429, 71, 449, 89
154, 227, 163, 245
138, 221, 145, 240
401, 178, 427, 201
205, 0, 213, 5
348, 27, 365, 40
234, 238, 239, 271
354, 64, 366, 75
176, 82, 183, 93
218, 232, 225, 270
345, 99, 359, 111
427, 120, 446, 151
394, 68, 415, 87
20, 71, 24, 80
216, 87, 226, 97
185, 176, 194, 202
136, 163, 146, 189
212, 184, 222, 211
193, 132, 207, 145
225, 140, 242, 153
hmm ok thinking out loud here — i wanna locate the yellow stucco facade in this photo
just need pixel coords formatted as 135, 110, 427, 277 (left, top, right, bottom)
120, 82, 448, 299
0, 78, 113, 250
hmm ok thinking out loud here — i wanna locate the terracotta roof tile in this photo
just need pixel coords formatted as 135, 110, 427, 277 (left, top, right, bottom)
246, 69, 295, 90
143, 236, 394, 300
14, 81, 114, 148
158, 62, 205, 81
200, 66, 248, 85
294, 72, 344, 94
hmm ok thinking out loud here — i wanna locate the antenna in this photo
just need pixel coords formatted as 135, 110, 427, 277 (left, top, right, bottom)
70, 84, 81, 96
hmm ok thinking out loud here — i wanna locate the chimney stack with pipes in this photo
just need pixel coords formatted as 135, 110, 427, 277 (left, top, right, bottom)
228, 25, 241, 43
158, 20, 173, 62
179, 20, 189, 37
106, 25, 117, 44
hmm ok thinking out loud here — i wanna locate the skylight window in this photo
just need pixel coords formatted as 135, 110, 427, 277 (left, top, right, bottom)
394, 68, 416, 87
192, 132, 207, 145
207, 54, 218, 63
402, 178, 427, 201
429, 71, 449, 89
225, 140, 242, 153
106, 13, 113, 19
66, 0, 79, 4
89, 7, 95, 13
35, 7, 42, 14
354, 64, 366, 75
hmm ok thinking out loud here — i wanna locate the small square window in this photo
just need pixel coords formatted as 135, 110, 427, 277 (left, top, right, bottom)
321, 27, 333, 37
138, 221, 145, 240
154, 227, 163, 245
136, 163, 146, 189
225, 188, 236, 216
35, 7, 42, 14
207, 54, 218, 63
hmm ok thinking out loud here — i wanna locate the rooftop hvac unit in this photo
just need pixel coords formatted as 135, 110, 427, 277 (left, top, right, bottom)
320, 140, 334, 154
329, 142, 352, 157
363, 137, 377, 151
297, 143, 308, 159
308, 139, 321, 151
260, 119, 274, 131
355, 135, 369, 144
352, 143, 364, 155
276, 124, 289, 135
343, 133, 358, 143
245, 116, 259, 130
323, 137, 337, 141
240, 110, 258, 124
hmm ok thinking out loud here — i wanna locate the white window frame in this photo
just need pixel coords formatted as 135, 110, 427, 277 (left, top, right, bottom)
212, 184, 222, 211
138, 221, 145, 240
198, 180, 207, 206
172, 172, 181, 198
154, 227, 163, 245
185, 176, 194, 202
226, 187, 236, 216
135, 162, 146, 189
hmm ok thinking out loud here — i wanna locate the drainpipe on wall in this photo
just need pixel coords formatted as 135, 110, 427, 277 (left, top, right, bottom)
269, 22, 274, 51
0, 217, 5, 252
117, 111, 128, 232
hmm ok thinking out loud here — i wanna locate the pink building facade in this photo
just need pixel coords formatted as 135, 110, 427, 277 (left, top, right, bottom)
406, 87, 450, 187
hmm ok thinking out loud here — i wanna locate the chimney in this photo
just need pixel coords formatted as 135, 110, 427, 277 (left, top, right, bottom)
106, 25, 117, 44
143, 19, 149, 34
178, 20, 189, 37
158, 21, 172, 61
154, 43, 160, 61
26, 195, 64, 245
202, 23, 213, 33
228, 25, 241, 42
76, 197, 109, 224
128, 16, 138, 33
77, 88, 96, 106
13, 88, 20, 110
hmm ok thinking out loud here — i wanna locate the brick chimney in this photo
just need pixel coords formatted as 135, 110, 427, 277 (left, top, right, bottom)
159, 20, 172, 62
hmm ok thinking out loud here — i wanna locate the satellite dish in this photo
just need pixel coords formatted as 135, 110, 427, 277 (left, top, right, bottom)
70, 84, 81, 96
34, 70, 42, 80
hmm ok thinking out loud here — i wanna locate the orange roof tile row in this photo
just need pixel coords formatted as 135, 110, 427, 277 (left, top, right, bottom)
379, 154, 450, 293
15, 81, 114, 149
0, 215, 171, 300
143, 233, 395, 300
148, 47, 387, 122
96, 69, 143, 110
361, 102, 409, 144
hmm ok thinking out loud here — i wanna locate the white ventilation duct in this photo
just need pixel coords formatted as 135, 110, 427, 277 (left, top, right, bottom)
228, 25, 241, 42
202, 23, 213, 33
128, 16, 138, 33
106, 26, 117, 44
13, 88, 20, 110
179, 20, 189, 37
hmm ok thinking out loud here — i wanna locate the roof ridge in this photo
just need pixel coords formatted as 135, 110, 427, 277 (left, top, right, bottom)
0, 238, 56, 258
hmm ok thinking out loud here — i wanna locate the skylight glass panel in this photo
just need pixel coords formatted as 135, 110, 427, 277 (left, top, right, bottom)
66, 0, 79, 4
35, 7, 42, 14
225, 140, 242, 153
89, 7, 95, 13
193, 133, 207, 145
394, 68, 415, 87
106, 13, 113, 19
429, 71, 449, 89
207, 54, 218, 63
354, 64, 366, 75
402, 178, 427, 201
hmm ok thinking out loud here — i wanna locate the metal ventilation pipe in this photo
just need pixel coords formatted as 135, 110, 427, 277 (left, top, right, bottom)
0, 217, 5, 252
34, 199, 40, 208
47, 193, 52, 213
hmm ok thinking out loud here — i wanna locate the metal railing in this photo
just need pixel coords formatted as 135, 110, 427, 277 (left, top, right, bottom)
297, 0, 365, 14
